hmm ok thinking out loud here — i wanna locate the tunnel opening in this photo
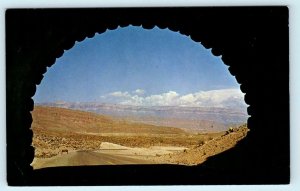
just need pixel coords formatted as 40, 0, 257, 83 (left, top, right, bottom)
30, 26, 249, 169
6, 7, 289, 185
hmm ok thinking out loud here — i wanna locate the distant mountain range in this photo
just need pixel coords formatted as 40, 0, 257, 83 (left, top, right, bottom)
36, 102, 248, 132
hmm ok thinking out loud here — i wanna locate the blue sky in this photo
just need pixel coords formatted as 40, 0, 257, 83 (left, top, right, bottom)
34, 26, 245, 108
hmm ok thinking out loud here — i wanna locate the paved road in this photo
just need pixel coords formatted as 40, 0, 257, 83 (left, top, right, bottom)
35, 150, 154, 168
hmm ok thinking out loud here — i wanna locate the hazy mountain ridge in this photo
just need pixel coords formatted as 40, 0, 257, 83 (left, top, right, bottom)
36, 102, 248, 132
32, 106, 186, 135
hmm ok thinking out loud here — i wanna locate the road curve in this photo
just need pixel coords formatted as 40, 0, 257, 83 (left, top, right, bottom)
33, 150, 154, 169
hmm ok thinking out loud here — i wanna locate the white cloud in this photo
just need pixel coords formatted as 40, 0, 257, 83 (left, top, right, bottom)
101, 88, 247, 109
143, 91, 179, 106
132, 89, 145, 95
179, 94, 197, 105
189, 89, 246, 108
109, 91, 130, 98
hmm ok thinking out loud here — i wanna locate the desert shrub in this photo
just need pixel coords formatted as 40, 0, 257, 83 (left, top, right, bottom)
198, 140, 205, 146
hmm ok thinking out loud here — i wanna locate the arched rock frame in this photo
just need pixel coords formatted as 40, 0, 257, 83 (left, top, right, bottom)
6, 7, 289, 185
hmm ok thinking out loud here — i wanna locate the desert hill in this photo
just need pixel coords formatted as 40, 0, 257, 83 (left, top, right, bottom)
31, 106, 186, 135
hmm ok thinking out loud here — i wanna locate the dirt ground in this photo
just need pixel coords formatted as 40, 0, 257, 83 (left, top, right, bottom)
31, 124, 249, 168
153, 125, 249, 165
31, 142, 187, 169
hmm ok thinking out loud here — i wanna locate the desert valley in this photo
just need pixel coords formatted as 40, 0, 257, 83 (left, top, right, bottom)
31, 104, 248, 169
